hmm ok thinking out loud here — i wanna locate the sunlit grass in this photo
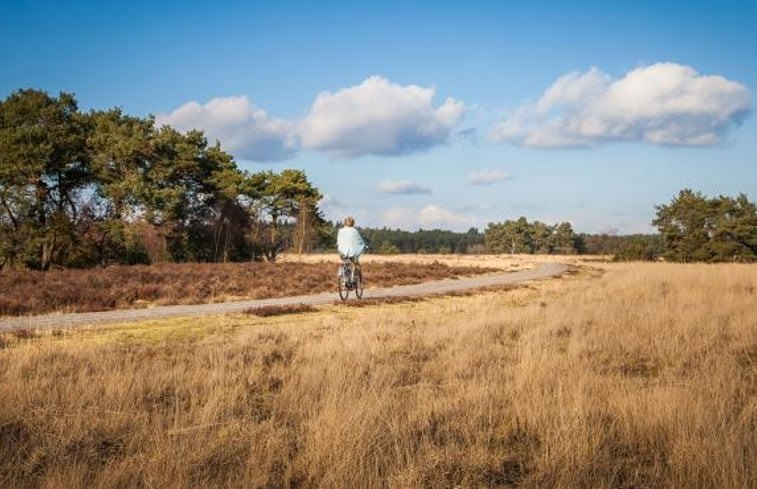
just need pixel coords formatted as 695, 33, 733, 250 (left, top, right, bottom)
1, 261, 754, 488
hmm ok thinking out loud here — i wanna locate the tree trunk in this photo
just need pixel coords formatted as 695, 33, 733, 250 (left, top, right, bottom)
41, 238, 55, 271
294, 202, 310, 255
268, 214, 279, 262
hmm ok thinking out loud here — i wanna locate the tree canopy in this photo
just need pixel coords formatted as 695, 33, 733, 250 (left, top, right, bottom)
653, 189, 757, 262
0, 89, 326, 269
484, 217, 584, 255
356, 227, 485, 254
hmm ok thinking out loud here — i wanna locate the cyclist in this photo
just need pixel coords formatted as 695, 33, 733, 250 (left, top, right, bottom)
337, 216, 367, 282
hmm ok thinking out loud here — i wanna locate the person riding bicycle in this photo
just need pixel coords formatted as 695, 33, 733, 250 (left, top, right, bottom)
337, 216, 367, 281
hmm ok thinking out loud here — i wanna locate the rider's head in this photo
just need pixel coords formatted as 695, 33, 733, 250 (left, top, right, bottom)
344, 216, 355, 227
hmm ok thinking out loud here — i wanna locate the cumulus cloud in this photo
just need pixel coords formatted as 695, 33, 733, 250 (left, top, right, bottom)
377, 180, 432, 194
491, 62, 751, 148
318, 194, 348, 211
418, 205, 472, 226
298, 76, 466, 158
382, 205, 475, 230
155, 96, 297, 161
318, 194, 351, 222
156, 76, 466, 161
467, 169, 511, 185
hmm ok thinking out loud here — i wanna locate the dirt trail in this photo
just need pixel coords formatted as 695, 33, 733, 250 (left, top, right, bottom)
0, 263, 570, 331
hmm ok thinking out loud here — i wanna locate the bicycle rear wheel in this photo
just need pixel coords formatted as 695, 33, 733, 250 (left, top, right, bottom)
338, 271, 350, 301
354, 268, 364, 299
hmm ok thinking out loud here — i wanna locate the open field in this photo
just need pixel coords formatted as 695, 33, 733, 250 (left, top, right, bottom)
1, 259, 755, 488
0, 258, 501, 317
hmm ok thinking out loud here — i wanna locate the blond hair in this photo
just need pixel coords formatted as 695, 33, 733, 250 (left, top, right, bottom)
344, 216, 355, 227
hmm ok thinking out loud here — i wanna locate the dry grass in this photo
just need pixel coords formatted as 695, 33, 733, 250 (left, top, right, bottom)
333, 296, 427, 307
0, 261, 755, 488
279, 252, 563, 269
0, 260, 497, 316
245, 304, 318, 317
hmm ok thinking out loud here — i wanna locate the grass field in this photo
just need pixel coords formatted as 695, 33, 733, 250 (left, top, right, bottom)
1, 257, 755, 488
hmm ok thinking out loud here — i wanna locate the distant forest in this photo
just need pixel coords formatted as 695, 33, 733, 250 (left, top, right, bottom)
345, 223, 661, 259
2, 89, 755, 270
350, 188, 757, 263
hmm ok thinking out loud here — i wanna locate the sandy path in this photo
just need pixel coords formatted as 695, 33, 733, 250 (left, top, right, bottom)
0, 262, 569, 331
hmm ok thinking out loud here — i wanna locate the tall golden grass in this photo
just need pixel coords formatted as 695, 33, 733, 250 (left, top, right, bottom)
1, 261, 755, 488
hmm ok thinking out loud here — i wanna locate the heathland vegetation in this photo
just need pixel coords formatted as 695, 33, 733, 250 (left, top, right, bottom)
0, 260, 495, 316
1, 258, 754, 488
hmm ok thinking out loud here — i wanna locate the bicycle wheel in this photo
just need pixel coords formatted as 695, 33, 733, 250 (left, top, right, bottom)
354, 268, 364, 299
338, 269, 350, 301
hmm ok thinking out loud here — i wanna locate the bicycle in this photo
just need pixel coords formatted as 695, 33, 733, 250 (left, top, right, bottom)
337, 256, 363, 301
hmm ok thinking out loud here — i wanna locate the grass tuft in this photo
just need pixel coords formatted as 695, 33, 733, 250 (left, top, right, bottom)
335, 295, 426, 307
245, 303, 318, 317
12, 328, 36, 341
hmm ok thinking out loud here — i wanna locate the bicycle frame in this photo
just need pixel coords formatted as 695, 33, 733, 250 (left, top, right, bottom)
338, 256, 363, 301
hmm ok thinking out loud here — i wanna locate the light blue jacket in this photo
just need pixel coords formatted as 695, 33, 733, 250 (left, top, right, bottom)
337, 226, 367, 258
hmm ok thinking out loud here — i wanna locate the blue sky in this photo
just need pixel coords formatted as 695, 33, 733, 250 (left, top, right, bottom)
3, 0, 756, 233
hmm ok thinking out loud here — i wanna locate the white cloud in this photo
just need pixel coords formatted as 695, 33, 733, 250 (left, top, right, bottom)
156, 76, 466, 161
298, 76, 466, 157
318, 194, 351, 223
492, 62, 751, 148
318, 194, 348, 211
381, 205, 476, 230
380, 208, 416, 229
377, 179, 432, 194
456, 203, 494, 212
155, 96, 297, 161
467, 169, 511, 185
418, 205, 472, 226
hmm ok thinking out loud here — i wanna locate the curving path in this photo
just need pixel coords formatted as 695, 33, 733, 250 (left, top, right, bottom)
0, 263, 570, 331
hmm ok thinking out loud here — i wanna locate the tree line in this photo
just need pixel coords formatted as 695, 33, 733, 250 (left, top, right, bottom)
582, 234, 663, 261
348, 221, 583, 255
584, 190, 757, 263
480, 190, 756, 262
653, 189, 757, 262
360, 188, 756, 262
485, 218, 584, 254
0, 89, 326, 270
354, 227, 485, 254
351, 223, 664, 258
